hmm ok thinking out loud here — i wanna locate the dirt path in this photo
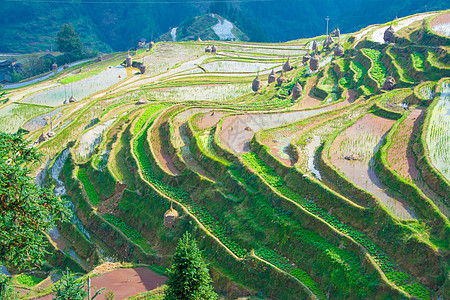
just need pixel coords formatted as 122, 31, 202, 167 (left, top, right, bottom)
329, 113, 416, 219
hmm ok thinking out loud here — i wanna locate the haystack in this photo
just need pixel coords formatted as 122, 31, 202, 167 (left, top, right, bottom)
310, 54, 320, 71
139, 64, 147, 74
331, 28, 340, 37
197, 37, 202, 42
148, 41, 155, 50
302, 53, 311, 64
334, 44, 344, 56
384, 25, 395, 43
38, 132, 49, 143
137, 98, 149, 105
311, 40, 318, 52
63, 99, 69, 105
205, 46, 212, 53
382, 76, 396, 90
323, 36, 334, 49
97, 54, 103, 62
268, 69, 276, 84
211, 45, 217, 53
63, 64, 69, 70
164, 203, 179, 228
252, 76, 261, 92
69, 96, 77, 103
52, 63, 58, 71
276, 72, 287, 85
283, 58, 293, 72
292, 82, 303, 100
126, 54, 132, 67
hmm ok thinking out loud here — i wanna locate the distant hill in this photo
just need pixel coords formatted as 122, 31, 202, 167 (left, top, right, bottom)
0, 0, 448, 53
158, 14, 249, 42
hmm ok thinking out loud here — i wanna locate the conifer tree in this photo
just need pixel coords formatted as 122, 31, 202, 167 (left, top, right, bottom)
164, 232, 218, 300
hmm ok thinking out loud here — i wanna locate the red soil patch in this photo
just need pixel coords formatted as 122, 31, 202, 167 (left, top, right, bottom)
90, 268, 167, 300
197, 111, 227, 130
386, 108, 423, 180
37, 268, 167, 300
431, 12, 450, 26
329, 113, 416, 219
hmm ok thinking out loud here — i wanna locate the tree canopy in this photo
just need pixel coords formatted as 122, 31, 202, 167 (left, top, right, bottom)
56, 23, 85, 61
0, 133, 70, 270
164, 232, 217, 300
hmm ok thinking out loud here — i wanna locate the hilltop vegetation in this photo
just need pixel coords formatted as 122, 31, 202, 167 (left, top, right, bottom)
0, 9, 449, 300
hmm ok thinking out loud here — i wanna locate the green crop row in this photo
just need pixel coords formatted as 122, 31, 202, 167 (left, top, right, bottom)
352, 61, 367, 86
241, 152, 429, 299
133, 104, 168, 135
14, 274, 43, 287
103, 214, 151, 252
77, 168, 101, 206
411, 53, 425, 72
133, 113, 247, 258
362, 49, 386, 86
255, 247, 326, 299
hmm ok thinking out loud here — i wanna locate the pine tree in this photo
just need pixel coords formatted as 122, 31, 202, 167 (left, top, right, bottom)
164, 232, 218, 300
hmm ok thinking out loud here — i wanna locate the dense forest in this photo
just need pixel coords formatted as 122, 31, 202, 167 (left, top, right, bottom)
0, 0, 447, 53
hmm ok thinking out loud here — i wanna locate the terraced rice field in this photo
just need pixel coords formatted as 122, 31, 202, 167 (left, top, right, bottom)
5, 12, 450, 300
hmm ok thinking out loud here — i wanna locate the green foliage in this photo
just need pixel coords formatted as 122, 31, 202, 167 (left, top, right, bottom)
133, 111, 247, 258
133, 104, 168, 135
53, 270, 104, 300
77, 168, 101, 206
362, 49, 386, 85
56, 23, 85, 62
0, 133, 70, 270
255, 247, 326, 299
241, 151, 430, 299
352, 61, 367, 86
0, 274, 18, 300
15, 274, 43, 287
103, 214, 151, 252
164, 232, 218, 300
411, 52, 425, 71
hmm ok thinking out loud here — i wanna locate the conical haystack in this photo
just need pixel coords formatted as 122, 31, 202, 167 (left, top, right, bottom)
63, 99, 69, 104
137, 98, 149, 105
139, 64, 147, 74
302, 53, 311, 64
52, 63, 58, 71
205, 46, 211, 53
164, 203, 179, 228
252, 76, 261, 92
283, 58, 293, 72
63, 64, 69, 69
331, 28, 340, 37
323, 35, 334, 49
148, 41, 155, 50
382, 76, 396, 90
311, 40, 318, 52
97, 54, 103, 62
310, 54, 320, 71
38, 132, 49, 143
384, 25, 395, 43
276, 71, 287, 86
334, 44, 344, 56
268, 69, 276, 84
126, 54, 132, 67
211, 45, 217, 53
69, 95, 77, 103
292, 82, 303, 100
